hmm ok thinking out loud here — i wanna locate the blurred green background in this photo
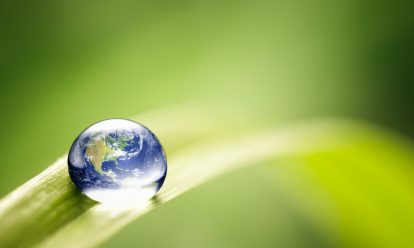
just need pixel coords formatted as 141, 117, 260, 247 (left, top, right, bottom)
0, 0, 413, 247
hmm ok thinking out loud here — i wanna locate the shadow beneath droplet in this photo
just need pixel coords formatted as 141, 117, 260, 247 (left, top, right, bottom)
150, 194, 163, 207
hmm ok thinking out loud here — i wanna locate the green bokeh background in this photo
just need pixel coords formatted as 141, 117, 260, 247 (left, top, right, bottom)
0, 0, 413, 247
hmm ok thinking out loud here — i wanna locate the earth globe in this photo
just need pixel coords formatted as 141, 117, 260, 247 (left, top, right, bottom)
68, 119, 167, 206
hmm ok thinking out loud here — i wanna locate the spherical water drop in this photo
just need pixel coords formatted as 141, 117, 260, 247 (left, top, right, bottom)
68, 119, 167, 206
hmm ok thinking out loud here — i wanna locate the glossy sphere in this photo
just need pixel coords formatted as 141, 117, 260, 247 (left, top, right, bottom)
68, 119, 167, 205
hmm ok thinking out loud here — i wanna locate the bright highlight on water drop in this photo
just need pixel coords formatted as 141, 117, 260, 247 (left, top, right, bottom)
68, 119, 167, 206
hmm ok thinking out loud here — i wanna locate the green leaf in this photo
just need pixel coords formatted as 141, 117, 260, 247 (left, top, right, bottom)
0, 108, 413, 248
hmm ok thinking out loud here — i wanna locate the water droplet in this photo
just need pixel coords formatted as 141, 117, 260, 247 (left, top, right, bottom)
68, 119, 167, 206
